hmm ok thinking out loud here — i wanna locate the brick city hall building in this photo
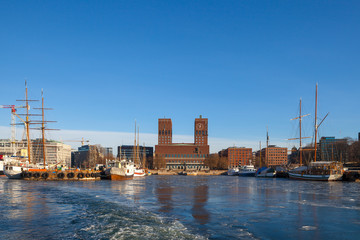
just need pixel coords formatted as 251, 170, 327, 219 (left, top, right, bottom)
155, 116, 210, 170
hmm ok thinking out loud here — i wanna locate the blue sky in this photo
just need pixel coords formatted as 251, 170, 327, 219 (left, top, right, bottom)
1, 1, 359, 153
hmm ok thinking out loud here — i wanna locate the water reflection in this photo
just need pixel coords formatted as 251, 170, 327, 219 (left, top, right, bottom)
192, 184, 210, 225
155, 179, 173, 213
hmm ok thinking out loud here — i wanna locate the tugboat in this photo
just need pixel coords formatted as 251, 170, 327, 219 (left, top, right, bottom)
101, 159, 135, 180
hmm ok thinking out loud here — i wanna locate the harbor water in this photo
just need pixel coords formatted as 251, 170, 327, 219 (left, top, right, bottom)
1, 175, 360, 239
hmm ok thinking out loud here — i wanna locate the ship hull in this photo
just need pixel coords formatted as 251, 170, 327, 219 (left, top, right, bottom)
288, 172, 342, 181
4, 166, 23, 179
111, 174, 133, 180
239, 172, 256, 177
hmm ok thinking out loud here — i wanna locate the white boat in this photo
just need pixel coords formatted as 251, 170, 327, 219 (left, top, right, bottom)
134, 167, 146, 177
3, 156, 42, 179
0, 157, 4, 175
3, 156, 25, 179
255, 167, 276, 178
187, 171, 198, 176
238, 165, 256, 177
288, 161, 343, 181
227, 168, 239, 176
102, 159, 135, 180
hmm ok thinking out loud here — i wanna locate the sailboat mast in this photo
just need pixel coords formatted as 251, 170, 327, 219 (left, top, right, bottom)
134, 120, 137, 163
314, 84, 318, 162
266, 126, 269, 166
259, 141, 262, 168
299, 98, 302, 166
25, 81, 31, 164
41, 90, 46, 169
137, 126, 140, 165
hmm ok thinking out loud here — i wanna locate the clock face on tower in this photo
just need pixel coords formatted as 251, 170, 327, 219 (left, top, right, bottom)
197, 123, 203, 130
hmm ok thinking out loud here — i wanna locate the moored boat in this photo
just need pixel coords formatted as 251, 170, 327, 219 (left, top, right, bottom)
102, 159, 135, 180
0, 155, 4, 175
227, 168, 239, 176
238, 165, 256, 177
255, 167, 276, 178
187, 171, 198, 176
134, 167, 146, 177
288, 161, 343, 181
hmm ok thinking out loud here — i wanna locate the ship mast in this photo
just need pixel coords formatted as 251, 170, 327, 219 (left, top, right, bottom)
314, 84, 318, 162
41, 90, 46, 168
266, 126, 269, 167
25, 82, 31, 164
289, 98, 310, 166
134, 120, 137, 163
15, 81, 38, 164
259, 141, 262, 168
33, 89, 56, 168
313, 84, 329, 163
137, 126, 140, 165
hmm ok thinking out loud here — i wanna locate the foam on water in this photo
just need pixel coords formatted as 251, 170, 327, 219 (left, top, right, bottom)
2, 176, 360, 240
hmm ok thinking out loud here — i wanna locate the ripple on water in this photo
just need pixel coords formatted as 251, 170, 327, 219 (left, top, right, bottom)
299, 226, 318, 231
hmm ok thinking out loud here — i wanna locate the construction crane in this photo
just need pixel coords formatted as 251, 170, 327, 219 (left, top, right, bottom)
63, 138, 90, 146
0, 105, 26, 154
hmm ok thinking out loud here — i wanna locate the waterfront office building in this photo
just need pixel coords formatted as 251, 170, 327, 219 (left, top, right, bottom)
259, 145, 288, 167
31, 139, 72, 167
72, 144, 107, 169
155, 116, 210, 170
219, 147, 253, 168
0, 138, 71, 166
117, 145, 154, 168
0, 139, 28, 156
319, 136, 348, 162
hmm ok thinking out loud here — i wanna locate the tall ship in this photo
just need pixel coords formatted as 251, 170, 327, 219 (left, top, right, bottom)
288, 84, 343, 181
3, 81, 99, 181
288, 161, 343, 181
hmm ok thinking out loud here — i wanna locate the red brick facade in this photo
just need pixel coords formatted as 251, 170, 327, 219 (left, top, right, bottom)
261, 145, 288, 167
219, 147, 253, 168
155, 116, 209, 170
158, 118, 172, 145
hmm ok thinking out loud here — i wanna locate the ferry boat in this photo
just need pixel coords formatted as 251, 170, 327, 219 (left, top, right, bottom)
238, 165, 256, 177
102, 159, 135, 180
288, 161, 343, 181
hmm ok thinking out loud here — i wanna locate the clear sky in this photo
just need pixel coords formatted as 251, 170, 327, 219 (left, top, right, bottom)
0, 1, 359, 153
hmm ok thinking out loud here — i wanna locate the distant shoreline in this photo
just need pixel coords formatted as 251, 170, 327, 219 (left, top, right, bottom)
150, 169, 227, 175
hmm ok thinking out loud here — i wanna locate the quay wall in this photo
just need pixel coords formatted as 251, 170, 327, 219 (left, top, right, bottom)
151, 169, 226, 175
